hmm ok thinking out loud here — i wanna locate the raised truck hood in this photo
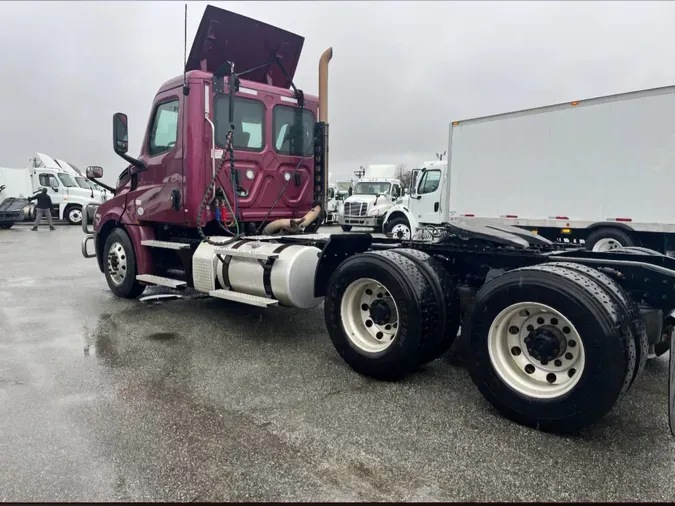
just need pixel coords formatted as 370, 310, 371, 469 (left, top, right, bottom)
186, 5, 304, 89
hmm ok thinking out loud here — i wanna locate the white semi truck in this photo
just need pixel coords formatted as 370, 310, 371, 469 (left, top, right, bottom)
0, 164, 103, 226
338, 164, 403, 232
382, 85, 675, 254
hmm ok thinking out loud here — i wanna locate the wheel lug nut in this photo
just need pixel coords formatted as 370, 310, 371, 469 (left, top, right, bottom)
511, 346, 521, 356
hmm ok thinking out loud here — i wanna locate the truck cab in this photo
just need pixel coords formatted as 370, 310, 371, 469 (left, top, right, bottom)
82, 5, 332, 291
382, 160, 448, 239
31, 167, 102, 225
337, 165, 402, 232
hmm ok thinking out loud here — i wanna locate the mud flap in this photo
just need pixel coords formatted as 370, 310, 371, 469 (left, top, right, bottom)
669, 328, 675, 436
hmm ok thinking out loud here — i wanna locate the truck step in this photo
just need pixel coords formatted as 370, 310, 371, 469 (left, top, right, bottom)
136, 274, 187, 289
214, 247, 278, 261
209, 289, 279, 307
141, 240, 191, 250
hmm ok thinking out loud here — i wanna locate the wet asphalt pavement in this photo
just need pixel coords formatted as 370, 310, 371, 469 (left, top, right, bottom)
2, 224, 675, 501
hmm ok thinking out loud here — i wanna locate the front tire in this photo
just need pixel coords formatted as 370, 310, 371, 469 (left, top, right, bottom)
386, 217, 412, 240
464, 264, 635, 433
0, 223, 13, 230
65, 205, 83, 225
103, 228, 146, 299
341, 225, 352, 232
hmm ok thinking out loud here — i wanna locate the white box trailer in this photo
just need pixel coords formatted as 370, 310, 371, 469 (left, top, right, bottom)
383, 85, 675, 253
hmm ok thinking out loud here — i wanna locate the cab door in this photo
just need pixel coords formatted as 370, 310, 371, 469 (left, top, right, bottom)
37, 172, 62, 215
131, 92, 184, 225
410, 169, 443, 224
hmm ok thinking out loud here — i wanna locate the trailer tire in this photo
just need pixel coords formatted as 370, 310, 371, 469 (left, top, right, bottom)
394, 248, 461, 364
548, 262, 646, 389
324, 250, 442, 380
341, 225, 352, 232
465, 265, 634, 433
586, 228, 634, 252
65, 204, 83, 225
103, 228, 146, 299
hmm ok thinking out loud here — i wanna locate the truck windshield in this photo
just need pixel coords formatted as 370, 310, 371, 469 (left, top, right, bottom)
57, 173, 77, 187
74, 177, 90, 189
273, 105, 315, 156
354, 182, 391, 195
214, 94, 264, 151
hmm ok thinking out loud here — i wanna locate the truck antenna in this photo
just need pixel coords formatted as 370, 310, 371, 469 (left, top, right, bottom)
182, 3, 189, 96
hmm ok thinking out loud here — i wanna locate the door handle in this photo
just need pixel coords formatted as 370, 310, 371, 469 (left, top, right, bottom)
434, 202, 439, 212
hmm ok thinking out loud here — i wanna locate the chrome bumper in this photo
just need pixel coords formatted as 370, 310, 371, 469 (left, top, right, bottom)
338, 215, 381, 228
81, 203, 100, 259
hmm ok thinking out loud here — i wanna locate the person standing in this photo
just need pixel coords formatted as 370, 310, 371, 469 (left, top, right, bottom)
28, 188, 56, 231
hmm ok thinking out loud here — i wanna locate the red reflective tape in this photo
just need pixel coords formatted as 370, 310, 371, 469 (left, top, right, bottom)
462, 213, 474, 217
505, 215, 518, 219
615, 217, 632, 222
555, 216, 569, 220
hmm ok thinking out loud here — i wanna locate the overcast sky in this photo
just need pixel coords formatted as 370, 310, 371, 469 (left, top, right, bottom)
1, 1, 675, 185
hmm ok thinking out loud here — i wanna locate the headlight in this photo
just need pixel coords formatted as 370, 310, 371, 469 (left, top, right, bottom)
368, 208, 380, 216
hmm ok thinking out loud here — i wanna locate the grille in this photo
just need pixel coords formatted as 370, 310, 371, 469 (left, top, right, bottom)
343, 202, 368, 217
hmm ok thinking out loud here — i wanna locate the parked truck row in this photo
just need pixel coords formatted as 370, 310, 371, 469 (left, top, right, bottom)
0, 153, 107, 228
80, 4, 675, 437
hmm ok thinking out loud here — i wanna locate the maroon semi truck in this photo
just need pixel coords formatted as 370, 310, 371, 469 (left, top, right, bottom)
82, 4, 675, 437
82, 5, 331, 297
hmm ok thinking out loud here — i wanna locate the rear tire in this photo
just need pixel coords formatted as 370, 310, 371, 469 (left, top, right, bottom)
324, 250, 444, 380
464, 264, 635, 433
394, 248, 461, 364
341, 225, 352, 232
550, 262, 646, 388
103, 228, 146, 299
586, 227, 634, 252
0, 223, 13, 230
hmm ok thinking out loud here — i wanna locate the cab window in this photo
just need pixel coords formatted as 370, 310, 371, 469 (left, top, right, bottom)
39, 174, 58, 187
214, 95, 265, 151
392, 184, 401, 198
418, 170, 441, 194
327, 187, 335, 200
149, 99, 179, 156
273, 105, 315, 156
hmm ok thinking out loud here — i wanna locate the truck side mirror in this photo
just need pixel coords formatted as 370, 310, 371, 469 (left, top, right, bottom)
86, 166, 104, 179
113, 113, 129, 154
51, 185, 59, 193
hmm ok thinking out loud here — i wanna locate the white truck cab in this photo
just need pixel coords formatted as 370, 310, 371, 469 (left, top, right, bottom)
31, 167, 103, 225
382, 160, 447, 239
338, 165, 402, 232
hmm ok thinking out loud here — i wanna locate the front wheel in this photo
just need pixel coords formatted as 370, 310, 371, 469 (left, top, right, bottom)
103, 228, 146, 299
0, 223, 13, 230
341, 225, 352, 232
464, 264, 636, 433
385, 217, 412, 240
65, 205, 83, 225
